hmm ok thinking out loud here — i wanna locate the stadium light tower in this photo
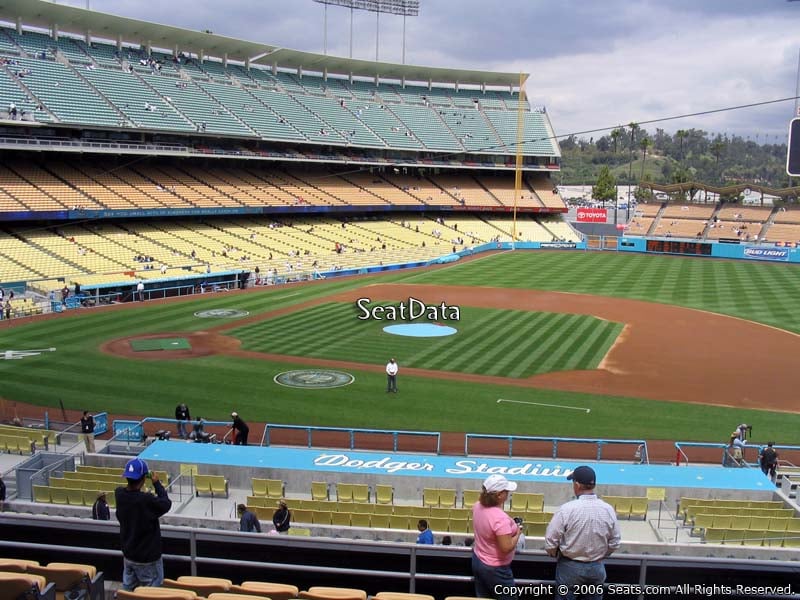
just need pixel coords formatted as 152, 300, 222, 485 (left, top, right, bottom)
313, 0, 420, 63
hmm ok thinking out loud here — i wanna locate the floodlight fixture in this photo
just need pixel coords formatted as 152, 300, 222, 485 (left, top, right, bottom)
313, 0, 420, 62
313, 0, 420, 17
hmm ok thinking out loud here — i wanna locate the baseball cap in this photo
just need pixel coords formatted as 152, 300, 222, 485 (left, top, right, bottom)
122, 458, 149, 480
231, 412, 238, 418
482, 474, 518, 493
567, 465, 596, 486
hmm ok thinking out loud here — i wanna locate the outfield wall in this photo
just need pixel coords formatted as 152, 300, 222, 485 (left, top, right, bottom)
617, 237, 800, 263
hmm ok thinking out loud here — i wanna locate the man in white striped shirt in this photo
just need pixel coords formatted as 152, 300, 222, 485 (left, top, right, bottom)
544, 465, 621, 600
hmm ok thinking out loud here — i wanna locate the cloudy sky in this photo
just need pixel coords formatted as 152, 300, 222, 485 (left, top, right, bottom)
57, 0, 800, 142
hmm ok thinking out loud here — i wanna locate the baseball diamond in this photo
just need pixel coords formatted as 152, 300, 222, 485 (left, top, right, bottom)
3, 251, 800, 444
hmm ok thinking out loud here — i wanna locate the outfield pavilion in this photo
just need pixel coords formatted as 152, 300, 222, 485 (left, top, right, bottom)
0, 1, 799, 598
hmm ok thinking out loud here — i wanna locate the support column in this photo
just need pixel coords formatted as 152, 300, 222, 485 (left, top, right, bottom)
52, 24, 59, 41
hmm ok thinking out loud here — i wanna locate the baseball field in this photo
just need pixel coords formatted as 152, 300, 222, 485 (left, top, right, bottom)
2, 250, 800, 443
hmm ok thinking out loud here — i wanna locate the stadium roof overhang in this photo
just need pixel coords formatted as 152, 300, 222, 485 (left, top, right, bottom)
0, 0, 525, 87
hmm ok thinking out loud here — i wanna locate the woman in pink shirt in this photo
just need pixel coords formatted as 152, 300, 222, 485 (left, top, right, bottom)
471, 474, 522, 599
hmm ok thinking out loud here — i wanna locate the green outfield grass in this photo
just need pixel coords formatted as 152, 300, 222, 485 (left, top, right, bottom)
2, 250, 800, 441
231, 303, 622, 377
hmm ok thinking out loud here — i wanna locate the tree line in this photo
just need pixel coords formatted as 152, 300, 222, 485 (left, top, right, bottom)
559, 125, 793, 190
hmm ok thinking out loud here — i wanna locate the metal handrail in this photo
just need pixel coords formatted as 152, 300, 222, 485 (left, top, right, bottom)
264, 423, 442, 454
465, 433, 647, 462
0, 517, 799, 598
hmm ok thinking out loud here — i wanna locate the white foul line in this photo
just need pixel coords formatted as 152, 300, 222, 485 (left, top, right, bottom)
497, 398, 591, 414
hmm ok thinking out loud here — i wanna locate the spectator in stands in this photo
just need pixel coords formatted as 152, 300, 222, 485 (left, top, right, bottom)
175, 403, 191, 439
273, 500, 291, 533
0, 474, 5, 511
80, 411, 96, 453
759, 442, 779, 480
416, 519, 434, 544
514, 517, 526, 551
92, 491, 111, 521
545, 466, 621, 600
116, 458, 172, 590
238, 504, 261, 533
230, 412, 249, 445
471, 474, 521, 599
61, 284, 70, 305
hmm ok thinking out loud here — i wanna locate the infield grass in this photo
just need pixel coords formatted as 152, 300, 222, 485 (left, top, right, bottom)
2, 250, 800, 441
231, 303, 623, 377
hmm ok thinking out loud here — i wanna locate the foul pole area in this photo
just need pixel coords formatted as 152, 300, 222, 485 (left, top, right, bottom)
512, 73, 528, 248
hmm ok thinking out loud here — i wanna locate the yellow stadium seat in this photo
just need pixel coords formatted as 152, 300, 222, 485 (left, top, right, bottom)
375, 485, 393, 504
336, 483, 353, 502
462, 490, 480, 507
266, 479, 284, 499
351, 484, 369, 503
311, 482, 329, 501
251, 478, 268, 497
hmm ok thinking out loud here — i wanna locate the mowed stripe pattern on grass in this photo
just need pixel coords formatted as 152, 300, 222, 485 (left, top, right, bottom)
402, 251, 800, 333
230, 303, 623, 377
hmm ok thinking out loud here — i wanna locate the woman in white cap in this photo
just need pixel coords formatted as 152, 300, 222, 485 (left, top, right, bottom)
471, 474, 523, 599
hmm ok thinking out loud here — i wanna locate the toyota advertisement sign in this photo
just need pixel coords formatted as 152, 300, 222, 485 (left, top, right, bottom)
576, 207, 608, 223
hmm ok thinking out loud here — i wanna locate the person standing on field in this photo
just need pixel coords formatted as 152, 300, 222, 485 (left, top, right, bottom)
386, 358, 398, 393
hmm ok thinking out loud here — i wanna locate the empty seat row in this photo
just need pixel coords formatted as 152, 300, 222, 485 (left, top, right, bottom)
703, 528, 800, 548
692, 514, 800, 535
678, 497, 784, 520
600, 496, 649, 520
194, 474, 229, 498
32, 485, 116, 507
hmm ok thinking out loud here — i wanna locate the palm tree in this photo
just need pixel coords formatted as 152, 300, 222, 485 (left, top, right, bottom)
710, 140, 725, 182
676, 129, 688, 160
639, 137, 652, 180
610, 128, 622, 154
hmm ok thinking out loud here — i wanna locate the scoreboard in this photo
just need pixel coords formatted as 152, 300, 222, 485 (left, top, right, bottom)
646, 240, 712, 255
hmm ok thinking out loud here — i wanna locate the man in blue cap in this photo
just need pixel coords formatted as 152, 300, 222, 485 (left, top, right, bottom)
544, 465, 621, 600
115, 458, 172, 590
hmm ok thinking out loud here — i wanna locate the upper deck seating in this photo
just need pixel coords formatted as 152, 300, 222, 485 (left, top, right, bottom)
351, 100, 423, 150
439, 108, 502, 153
388, 103, 462, 151
197, 80, 304, 141
294, 94, 385, 147
0, 65, 53, 123
249, 87, 345, 144
141, 74, 253, 137
9, 57, 121, 127
484, 110, 555, 155
83, 67, 195, 132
